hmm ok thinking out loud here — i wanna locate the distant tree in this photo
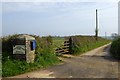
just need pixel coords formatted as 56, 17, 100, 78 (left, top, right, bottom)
111, 33, 119, 40
46, 35, 53, 45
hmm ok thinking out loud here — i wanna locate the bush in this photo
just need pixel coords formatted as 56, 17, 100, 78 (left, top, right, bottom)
2, 60, 29, 77
70, 36, 111, 55
2, 34, 60, 77
110, 37, 120, 59
2, 34, 18, 61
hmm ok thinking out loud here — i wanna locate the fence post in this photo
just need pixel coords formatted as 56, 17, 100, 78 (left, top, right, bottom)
69, 37, 73, 54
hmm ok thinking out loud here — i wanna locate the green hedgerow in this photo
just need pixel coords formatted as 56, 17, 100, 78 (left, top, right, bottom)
110, 37, 120, 59
2, 34, 60, 77
70, 36, 111, 55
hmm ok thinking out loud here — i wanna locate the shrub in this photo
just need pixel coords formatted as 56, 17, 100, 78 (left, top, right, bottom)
110, 37, 120, 59
2, 34, 18, 61
2, 34, 60, 77
70, 36, 111, 55
2, 60, 28, 77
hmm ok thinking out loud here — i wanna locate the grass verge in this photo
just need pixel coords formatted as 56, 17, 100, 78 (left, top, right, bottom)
110, 37, 120, 59
70, 36, 111, 55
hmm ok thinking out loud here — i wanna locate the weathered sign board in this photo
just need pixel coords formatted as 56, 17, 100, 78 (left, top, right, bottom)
13, 45, 25, 54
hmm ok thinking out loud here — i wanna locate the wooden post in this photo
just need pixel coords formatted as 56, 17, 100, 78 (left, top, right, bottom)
69, 37, 72, 54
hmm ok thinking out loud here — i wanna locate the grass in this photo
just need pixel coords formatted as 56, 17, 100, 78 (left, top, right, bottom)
0, 55, 1, 77
2, 34, 60, 77
2, 53, 60, 77
52, 37, 65, 48
110, 37, 120, 59
1, 34, 111, 77
70, 36, 111, 55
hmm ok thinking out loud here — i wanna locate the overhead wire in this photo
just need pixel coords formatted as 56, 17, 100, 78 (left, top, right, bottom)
97, 5, 118, 11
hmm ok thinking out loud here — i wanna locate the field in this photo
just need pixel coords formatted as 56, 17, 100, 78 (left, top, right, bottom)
52, 37, 65, 49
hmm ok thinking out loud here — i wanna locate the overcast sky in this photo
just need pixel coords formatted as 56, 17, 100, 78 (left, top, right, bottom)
1, 0, 119, 37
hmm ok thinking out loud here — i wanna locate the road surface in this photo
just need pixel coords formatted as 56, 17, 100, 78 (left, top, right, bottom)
10, 44, 119, 78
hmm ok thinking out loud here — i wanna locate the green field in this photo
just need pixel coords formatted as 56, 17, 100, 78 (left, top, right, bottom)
52, 37, 65, 50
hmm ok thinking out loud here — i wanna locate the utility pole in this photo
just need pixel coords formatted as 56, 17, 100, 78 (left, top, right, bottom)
105, 32, 107, 39
95, 9, 98, 41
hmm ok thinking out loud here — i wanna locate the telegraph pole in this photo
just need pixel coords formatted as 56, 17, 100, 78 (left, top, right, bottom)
105, 32, 107, 39
95, 9, 98, 41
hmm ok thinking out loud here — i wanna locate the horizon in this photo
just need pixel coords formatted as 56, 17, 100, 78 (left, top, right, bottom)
0, 33, 113, 38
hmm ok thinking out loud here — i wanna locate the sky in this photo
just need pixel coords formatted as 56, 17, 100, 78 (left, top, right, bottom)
1, 0, 120, 37
118, 2, 120, 35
